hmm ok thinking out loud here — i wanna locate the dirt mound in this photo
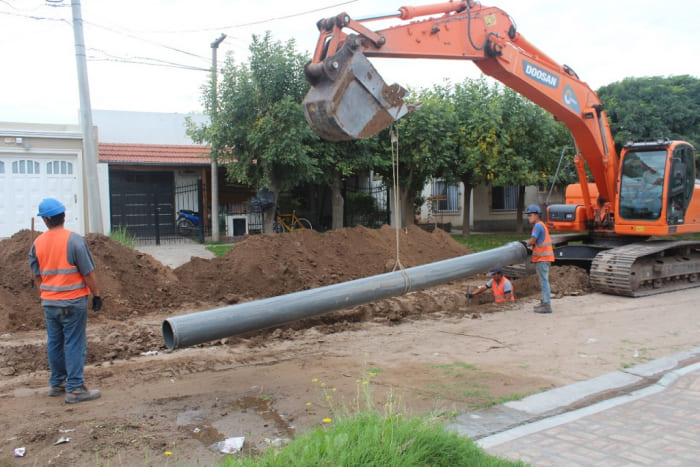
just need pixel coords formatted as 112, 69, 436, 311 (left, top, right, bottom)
1, 226, 470, 333
1, 223, 590, 336
0, 230, 183, 331
513, 265, 591, 299
174, 225, 470, 302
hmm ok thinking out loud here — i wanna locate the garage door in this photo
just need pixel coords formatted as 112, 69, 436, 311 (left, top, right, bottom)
0, 154, 83, 238
109, 170, 175, 238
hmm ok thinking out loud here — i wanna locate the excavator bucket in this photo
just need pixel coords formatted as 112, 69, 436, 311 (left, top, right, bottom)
303, 42, 413, 142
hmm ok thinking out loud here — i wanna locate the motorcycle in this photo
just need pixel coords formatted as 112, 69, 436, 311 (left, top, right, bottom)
176, 209, 200, 236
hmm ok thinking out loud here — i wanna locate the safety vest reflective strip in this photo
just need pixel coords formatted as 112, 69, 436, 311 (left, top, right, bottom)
493, 278, 515, 303
532, 221, 555, 262
34, 228, 90, 300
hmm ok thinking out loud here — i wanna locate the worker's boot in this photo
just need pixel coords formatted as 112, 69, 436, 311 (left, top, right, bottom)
48, 382, 66, 397
534, 303, 552, 314
65, 385, 101, 404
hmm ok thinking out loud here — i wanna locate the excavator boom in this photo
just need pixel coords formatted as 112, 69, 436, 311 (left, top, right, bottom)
302, 0, 619, 211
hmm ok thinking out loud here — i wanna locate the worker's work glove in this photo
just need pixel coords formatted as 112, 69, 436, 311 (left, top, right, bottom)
465, 292, 473, 299
519, 240, 532, 255
92, 296, 103, 312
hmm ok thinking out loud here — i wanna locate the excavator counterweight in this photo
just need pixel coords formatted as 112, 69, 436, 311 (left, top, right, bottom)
302, 40, 413, 141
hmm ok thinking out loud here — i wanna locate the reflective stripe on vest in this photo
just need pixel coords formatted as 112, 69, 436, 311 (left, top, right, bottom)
34, 228, 90, 300
532, 220, 555, 263
493, 278, 515, 303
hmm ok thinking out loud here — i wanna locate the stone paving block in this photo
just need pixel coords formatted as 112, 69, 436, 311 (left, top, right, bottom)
504, 370, 642, 415
480, 366, 700, 465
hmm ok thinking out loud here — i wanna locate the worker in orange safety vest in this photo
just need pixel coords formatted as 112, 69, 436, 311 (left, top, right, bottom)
29, 198, 103, 404
465, 268, 514, 303
525, 204, 554, 314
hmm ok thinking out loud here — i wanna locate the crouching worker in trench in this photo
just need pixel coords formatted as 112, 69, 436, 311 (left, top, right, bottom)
465, 268, 515, 303
29, 198, 103, 404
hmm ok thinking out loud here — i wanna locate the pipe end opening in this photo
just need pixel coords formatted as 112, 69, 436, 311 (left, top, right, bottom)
162, 320, 175, 350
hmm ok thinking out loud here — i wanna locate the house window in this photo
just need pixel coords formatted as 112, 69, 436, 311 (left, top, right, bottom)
431, 179, 460, 213
47, 160, 73, 175
12, 159, 40, 174
492, 185, 518, 211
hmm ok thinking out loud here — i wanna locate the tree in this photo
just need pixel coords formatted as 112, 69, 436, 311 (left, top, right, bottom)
597, 75, 700, 149
188, 33, 319, 232
496, 88, 572, 232
370, 88, 457, 227
307, 133, 385, 230
448, 78, 505, 234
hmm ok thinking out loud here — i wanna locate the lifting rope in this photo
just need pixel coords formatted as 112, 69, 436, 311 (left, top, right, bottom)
390, 125, 412, 294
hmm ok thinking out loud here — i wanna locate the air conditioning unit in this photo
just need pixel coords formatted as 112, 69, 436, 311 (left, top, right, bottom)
226, 215, 248, 236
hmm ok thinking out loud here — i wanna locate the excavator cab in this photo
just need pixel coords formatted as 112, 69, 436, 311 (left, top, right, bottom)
617, 141, 697, 229
302, 39, 414, 142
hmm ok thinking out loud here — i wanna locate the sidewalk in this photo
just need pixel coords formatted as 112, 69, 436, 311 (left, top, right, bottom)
135, 241, 215, 268
448, 348, 700, 465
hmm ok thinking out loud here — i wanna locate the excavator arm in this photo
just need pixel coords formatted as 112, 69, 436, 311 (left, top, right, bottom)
302, 0, 619, 227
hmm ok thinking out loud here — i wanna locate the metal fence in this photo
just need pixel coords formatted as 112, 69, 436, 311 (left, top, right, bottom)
344, 182, 390, 228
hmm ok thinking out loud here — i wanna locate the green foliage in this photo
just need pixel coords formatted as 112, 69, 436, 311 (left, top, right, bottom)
222, 411, 523, 467
452, 233, 525, 252
188, 32, 319, 194
345, 191, 386, 227
597, 75, 700, 149
109, 226, 136, 248
206, 242, 235, 257
370, 87, 459, 223
495, 88, 572, 187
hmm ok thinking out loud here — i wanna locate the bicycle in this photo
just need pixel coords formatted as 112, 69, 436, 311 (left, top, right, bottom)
273, 211, 312, 233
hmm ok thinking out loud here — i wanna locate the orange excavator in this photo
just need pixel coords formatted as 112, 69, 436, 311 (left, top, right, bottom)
302, 1, 700, 296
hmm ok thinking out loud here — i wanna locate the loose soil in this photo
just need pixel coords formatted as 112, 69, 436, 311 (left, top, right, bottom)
0, 226, 697, 466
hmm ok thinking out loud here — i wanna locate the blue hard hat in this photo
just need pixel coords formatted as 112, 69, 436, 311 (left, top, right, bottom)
488, 268, 503, 275
525, 204, 541, 215
37, 198, 65, 217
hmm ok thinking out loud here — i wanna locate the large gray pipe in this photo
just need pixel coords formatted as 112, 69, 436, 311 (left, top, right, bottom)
163, 241, 527, 349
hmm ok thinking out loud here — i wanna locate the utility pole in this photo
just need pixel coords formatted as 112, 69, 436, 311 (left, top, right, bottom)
71, 0, 103, 233
210, 34, 226, 242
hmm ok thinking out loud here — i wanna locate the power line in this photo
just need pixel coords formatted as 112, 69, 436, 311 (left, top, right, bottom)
87, 46, 209, 71
83, 20, 210, 63
2, 0, 357, 72
0, 7, 209, 63
0, 9, 68, 23
99, 0, 358, 35
87, 55, 209, 72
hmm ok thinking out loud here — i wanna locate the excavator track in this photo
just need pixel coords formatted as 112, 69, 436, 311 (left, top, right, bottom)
589, 241, 700, 297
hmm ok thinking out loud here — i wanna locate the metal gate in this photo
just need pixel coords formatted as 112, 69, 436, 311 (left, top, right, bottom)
343, 182, 390, 228
109, 171, 203, 244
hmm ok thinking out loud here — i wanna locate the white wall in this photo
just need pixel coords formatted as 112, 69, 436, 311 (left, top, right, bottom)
93, 110, 209, 145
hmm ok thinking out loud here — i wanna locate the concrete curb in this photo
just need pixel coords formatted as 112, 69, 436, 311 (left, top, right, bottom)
447, 347, 700, 441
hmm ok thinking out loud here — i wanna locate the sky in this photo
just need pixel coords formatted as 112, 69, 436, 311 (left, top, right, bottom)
1, 0, 699, 125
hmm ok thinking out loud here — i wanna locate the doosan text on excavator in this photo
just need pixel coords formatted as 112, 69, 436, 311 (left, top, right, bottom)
301, 0, 700, 297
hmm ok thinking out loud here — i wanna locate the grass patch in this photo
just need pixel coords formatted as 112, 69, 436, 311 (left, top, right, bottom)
109, 226, 136, 248
222, 369, 524, 466
206, 242, 235, 257
452, 233, 525, 252
425, 363, 532, 409
454, 231, 700, 254
222, 411, 524, 466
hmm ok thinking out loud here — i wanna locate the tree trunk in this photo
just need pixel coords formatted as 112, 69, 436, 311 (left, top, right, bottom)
263, 177, 279, 234
461, 176, 473, 235
516, 185, 526, 233
331, 170, 344, 230
400, 187, 415, 227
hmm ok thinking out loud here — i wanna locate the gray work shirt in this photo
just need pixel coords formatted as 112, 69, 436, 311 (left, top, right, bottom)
29, 231, 96, 307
